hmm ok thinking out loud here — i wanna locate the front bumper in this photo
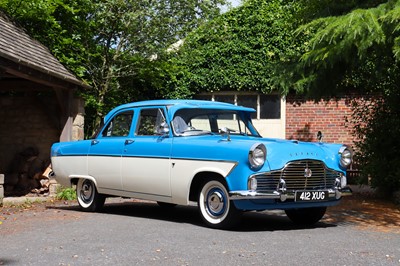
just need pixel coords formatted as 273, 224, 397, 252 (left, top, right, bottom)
229, 186, 352, 202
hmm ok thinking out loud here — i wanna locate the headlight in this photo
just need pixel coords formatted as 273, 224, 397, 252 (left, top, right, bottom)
248, 143, 266, 170
339, 146, 353, 168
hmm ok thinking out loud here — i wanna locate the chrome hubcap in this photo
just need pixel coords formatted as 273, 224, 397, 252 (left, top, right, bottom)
208, 191, 224, 212
81, 181, 93, 202
206, 188, 226, 217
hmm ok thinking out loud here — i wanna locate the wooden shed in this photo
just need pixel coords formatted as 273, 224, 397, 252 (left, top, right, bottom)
0, 11, 88, 197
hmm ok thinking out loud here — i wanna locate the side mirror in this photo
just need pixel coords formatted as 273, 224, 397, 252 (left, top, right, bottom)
220, 127, 236, 141
158, 122, 170, 135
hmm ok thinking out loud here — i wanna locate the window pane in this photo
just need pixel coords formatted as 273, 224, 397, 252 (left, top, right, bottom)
237, 95, 257, 119
260, 95, 281, 119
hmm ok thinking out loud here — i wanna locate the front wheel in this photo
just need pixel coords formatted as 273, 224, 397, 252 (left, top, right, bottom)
198, 179, 241, 229
76, 179, 105, 212
285, 207, 327, 226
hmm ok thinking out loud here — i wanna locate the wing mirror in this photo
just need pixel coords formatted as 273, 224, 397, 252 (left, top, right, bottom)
158, 122, 170, 135
220, 127, 236, 141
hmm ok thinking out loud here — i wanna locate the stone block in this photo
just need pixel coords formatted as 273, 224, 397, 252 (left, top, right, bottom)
0, 174, 3, 206
0, 186, 3, 206
49, 181, 61, 197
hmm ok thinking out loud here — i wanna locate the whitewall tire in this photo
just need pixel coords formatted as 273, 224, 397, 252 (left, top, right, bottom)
198, 179, 241, 229
76, 178, 105, 212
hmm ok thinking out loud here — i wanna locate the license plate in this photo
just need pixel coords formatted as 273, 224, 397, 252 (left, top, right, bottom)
295, 191, 329, 202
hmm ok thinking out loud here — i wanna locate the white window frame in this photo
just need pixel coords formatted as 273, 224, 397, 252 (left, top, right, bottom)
204, 92, 282, 120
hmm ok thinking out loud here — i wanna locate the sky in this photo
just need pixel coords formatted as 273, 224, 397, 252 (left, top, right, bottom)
231, 0, 242, 7
222, 0, 241, 12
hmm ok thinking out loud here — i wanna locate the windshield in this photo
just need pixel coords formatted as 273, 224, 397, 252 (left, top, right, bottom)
172, 108, 260, 137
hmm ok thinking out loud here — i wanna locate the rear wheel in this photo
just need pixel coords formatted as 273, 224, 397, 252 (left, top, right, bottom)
76, 179, 105, 212
285, 207, 327, 226
198, 179, 241, 229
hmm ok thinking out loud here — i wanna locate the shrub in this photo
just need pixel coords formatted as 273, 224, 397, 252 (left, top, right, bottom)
56, 187, 77, 201
352, 92, 400, 194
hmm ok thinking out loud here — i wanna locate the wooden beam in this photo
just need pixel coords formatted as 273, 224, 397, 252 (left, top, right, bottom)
0, 79, 52, 91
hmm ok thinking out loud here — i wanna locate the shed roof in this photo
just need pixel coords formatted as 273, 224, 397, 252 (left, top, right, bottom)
0, 11, 87, 88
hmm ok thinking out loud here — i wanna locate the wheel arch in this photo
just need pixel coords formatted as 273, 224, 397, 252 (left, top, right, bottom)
69, 175, 98, 187
189, 171, 227, 202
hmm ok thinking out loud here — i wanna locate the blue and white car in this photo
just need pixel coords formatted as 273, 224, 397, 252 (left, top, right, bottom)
51, 99, 352, 229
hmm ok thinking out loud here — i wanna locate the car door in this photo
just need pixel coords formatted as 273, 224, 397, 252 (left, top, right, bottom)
87, 110, 134, 192
121, 107, 172, 197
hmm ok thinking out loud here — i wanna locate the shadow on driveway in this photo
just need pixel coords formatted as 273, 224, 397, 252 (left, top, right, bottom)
47, 199, 337, 232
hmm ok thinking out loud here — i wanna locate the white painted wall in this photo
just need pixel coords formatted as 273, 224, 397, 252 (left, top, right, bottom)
253, 96, 286, 139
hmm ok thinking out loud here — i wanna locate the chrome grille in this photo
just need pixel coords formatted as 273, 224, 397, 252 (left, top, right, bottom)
254, 160, 340, 192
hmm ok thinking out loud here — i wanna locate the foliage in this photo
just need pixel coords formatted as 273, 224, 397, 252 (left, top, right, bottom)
168, 0, 306, 95
56, 187, 77, 201
0, 0, 227, 136
296, 0, 388, 21
290, 0, 400, 95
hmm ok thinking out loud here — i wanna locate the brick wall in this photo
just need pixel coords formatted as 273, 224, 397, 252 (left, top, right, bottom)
286, 94, 355, 146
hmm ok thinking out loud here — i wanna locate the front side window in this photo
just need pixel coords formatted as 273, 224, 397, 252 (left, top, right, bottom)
102, 111, 133, 137
136, 108, 167, 136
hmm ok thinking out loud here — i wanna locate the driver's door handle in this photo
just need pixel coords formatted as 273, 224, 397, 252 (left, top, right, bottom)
125, 139, 135, 145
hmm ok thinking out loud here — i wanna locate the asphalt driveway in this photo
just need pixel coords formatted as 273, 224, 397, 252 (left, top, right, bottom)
1, 192, 399, 265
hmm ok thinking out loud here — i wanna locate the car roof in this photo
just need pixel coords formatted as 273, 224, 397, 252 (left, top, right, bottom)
104, 99, 255, 122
